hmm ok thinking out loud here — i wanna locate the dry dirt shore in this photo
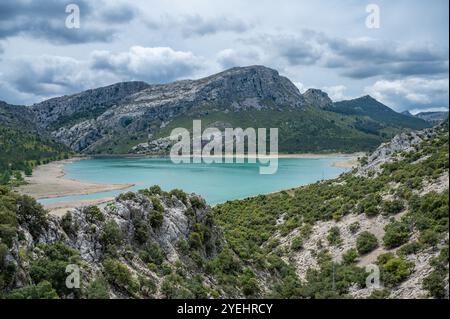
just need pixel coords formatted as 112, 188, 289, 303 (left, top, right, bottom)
16, 158, 134, 199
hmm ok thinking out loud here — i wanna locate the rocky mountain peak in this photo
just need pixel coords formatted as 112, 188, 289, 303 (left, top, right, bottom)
302, 88, 333, 108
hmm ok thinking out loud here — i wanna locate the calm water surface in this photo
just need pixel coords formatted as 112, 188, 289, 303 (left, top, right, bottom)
39, 157, 350, 205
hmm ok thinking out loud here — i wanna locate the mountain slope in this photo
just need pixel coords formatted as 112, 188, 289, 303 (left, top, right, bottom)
23, 66, 430, 154
0, 102, 71, 182
1, 122, 447, 299
415, 111, 449, 124
329, 95, 430, 130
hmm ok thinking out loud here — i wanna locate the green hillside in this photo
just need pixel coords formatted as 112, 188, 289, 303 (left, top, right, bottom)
329, 96, 430, 130
1, 101, 72, 184
95, 102, 428, 154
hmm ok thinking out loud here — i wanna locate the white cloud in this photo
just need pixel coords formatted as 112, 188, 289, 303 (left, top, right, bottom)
1, 46, 206, 103
216, 48, 261, 69
91, 46, 205, 83
322, 85, 349, 101
364, 77, 449, 112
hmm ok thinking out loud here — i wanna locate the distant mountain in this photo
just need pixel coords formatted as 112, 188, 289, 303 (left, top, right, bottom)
0, 101, 71, 178
3, 66, 431, 154
415, 111, 449, 124
329, 95, 429, 130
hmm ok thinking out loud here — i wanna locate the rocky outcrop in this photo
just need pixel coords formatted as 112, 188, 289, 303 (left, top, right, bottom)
303, 89, 332, 108
5, 190, 226, 298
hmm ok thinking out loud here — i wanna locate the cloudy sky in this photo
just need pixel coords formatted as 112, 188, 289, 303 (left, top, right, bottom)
0, 0, 448, 113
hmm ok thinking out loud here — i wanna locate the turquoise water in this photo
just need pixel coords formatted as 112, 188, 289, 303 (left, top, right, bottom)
39, 157, 349, 206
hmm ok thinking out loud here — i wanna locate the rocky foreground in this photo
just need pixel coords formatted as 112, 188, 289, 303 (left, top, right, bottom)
1, 122, 448, 299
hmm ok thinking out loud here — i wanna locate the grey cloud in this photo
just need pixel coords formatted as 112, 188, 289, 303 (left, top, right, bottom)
252, 30, 449, 79
0, 0, 136, 44
147, 14, 253, 37
4, 54, 120, 100
364, 77, 449, 112
1, 46, 205, 104
216, 48, 261, 69
90, 46, 205, 83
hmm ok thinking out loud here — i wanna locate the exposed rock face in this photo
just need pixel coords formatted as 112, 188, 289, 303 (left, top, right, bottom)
302, 88, 332, 108
30, 81, 150, 130
26, 66, 310, 152
356, 129, 432, 177
6, 190, 226, 298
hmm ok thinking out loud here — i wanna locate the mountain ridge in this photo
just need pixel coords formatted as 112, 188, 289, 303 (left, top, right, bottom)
2, 65, 430, 154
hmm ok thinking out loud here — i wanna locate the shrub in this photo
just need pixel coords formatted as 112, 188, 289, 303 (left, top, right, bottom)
100, 221, 123, 252
418, 229, 439, 246
381, 200, 404, 215
190, 196, 206, 210
327, 227, 342, 247
6, 281, 59, 299
377, 253, 413, 287
151, 197, 164, 213
15, 195, 48, 239
367, 289, 391, 299
149, 210, 164, 229
342, 248, 359, 264
85, 206, 105, 223
240, 269, 259, 297
189, 232, 203, 249
356, 231, 378, 255
118, 192, 136, 201
85, 277, 110, 299
383, 221, 410, 249
290, 236, 303, 251
423, 270, 446, 299
358, 194, 381, 217
348, 221, 360, 234
30, 242, 80, 296
397, 241, 423, 256
169, 189, 188, 204
148, 185, 162, 195
139, 242, 165, 266
103, 258, 139, 293
133, 219, 149, 244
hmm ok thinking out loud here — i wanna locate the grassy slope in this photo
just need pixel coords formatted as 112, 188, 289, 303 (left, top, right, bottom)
101, 104, 415, 154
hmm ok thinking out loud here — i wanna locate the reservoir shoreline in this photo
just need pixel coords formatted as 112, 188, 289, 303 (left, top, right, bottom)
14, 153, 361, 215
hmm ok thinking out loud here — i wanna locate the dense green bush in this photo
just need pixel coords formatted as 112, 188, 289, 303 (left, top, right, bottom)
103, 258, 139, 294
149, 210, 164, 229
133, 219, 149, 244
383, 221, 410, 249
170, 189, 188, 204
290, 236, 303, 251
151, 197, 164, 212
190, 196, 206, 210
61, 212, 78, 238
85, 205, 105, 223
356, 231, 378, 255
358, 194, 381, 217
118, 192, 136, 201
30, 242, 81, 297
15, 195, 48, 239
84, 277, 110, 299
139, 242, 165, 266
6, 281, 59, 299
100, 221, 123, 253
381, 200, 404, 215
377, 253, 412, 287
342, 248, 359, 264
